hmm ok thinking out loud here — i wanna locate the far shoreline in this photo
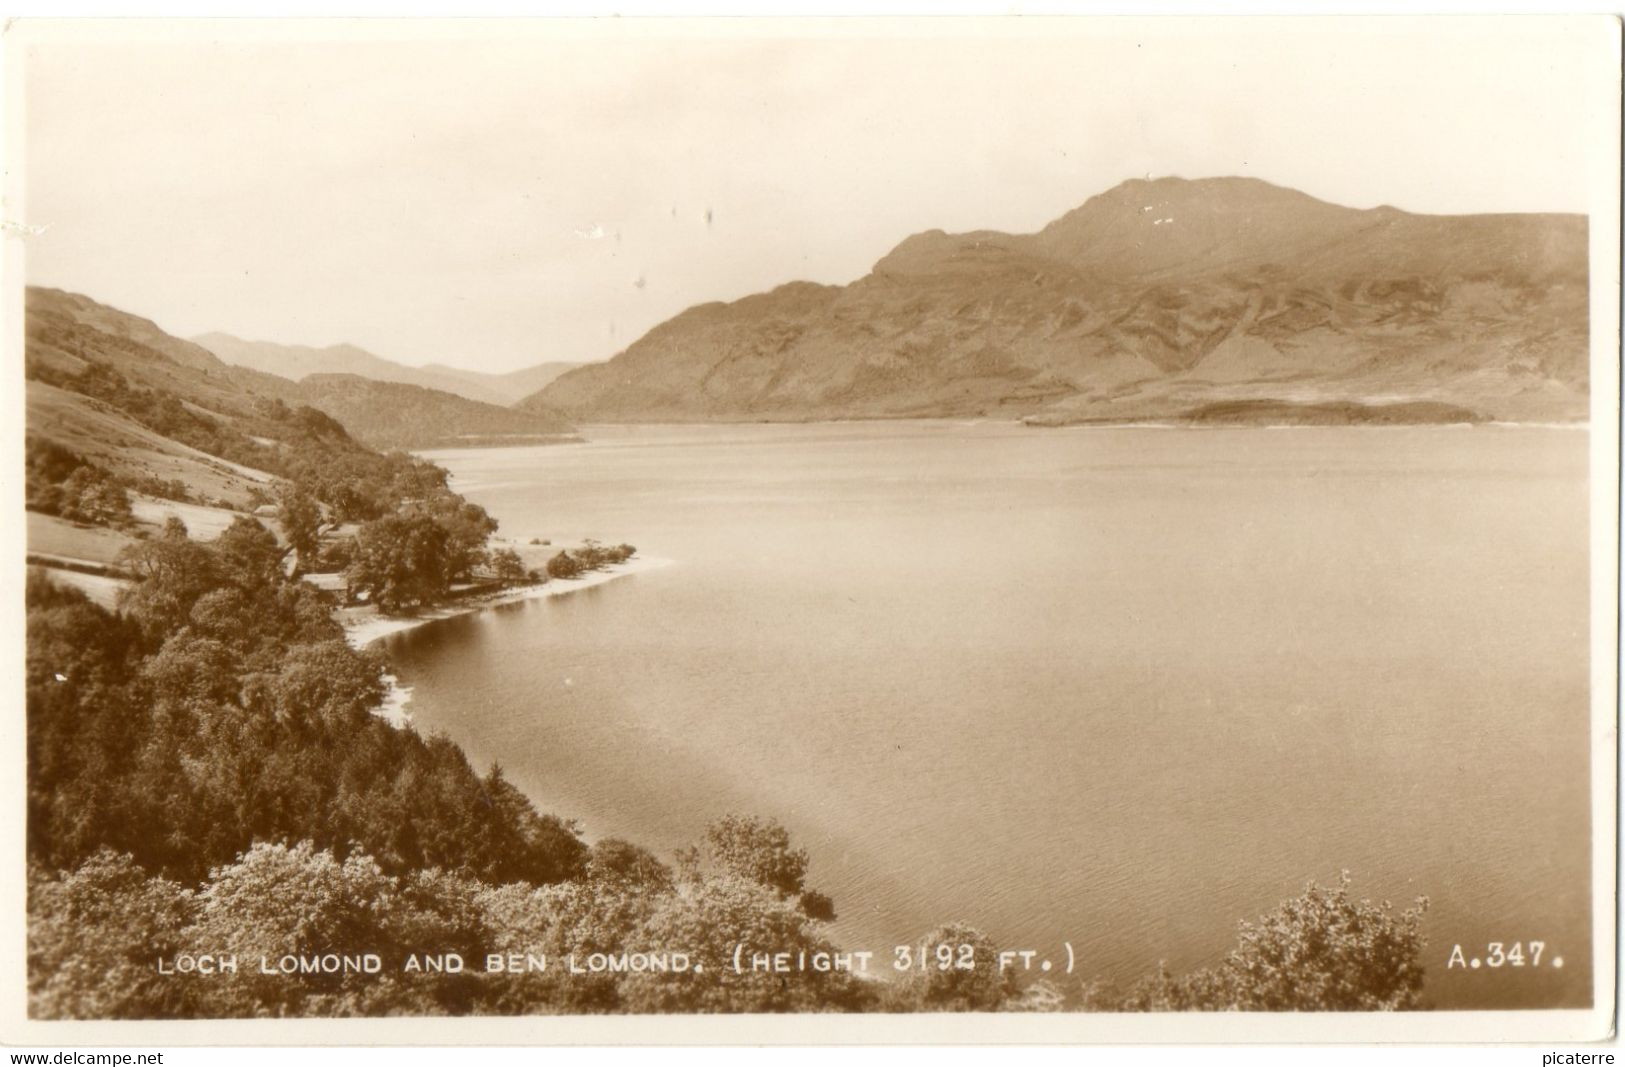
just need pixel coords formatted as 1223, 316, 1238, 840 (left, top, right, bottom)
421, 412, 1588, 439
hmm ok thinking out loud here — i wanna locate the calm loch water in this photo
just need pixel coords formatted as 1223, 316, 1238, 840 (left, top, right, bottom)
389, 422, 1591, 1009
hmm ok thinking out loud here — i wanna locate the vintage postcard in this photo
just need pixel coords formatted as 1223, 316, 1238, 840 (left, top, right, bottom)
0, 15, 1617, 1046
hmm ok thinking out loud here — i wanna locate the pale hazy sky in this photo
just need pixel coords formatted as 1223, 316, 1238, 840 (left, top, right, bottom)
15, 19, 1617, 373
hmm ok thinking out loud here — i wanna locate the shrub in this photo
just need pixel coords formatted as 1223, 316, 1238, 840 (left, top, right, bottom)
488, 547, 528, 583
686, 814, 809, 899
620, 876, 871, 1013
1082, 873, 1430, 1011
25, 440, 134, 527
545, 551, 583, 580
27, 850, 197, 1020
122, 474, 195, 504
575, 539, 609, 570
881, 922, 1021, 1012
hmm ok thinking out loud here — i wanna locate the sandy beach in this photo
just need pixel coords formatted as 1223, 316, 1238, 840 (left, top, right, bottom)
344, 556, 675, 726
343, 555, 676, 650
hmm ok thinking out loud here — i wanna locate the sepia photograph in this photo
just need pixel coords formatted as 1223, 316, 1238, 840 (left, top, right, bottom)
1, 14, 1618, 1045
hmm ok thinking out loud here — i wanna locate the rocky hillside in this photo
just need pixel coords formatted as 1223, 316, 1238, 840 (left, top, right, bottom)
526, 177, 1588, 425
195, 332, 583, 407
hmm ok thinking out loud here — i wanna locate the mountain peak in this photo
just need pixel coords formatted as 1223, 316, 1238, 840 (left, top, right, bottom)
871, 177, 1364, 282
532, 174, 1587, 425
1095, 174, 1304, 199
1032, 175, 1376, 278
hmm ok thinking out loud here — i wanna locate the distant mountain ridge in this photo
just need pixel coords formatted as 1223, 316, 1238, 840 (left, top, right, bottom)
25, 288, 576, 457
525, 176, 1588, 425
193, 332, 583, 407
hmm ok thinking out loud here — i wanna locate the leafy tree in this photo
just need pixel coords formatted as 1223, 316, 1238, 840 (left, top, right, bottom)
489, 547, 528, 584
121, 473, 194, 503
479, 878, 662, 1014
476, 765, 588, 885
182, 842, 407, 1016
545, 551, 582, 580
25, 569, 142, 691
584, 838, 674, 892
185, 587, 257, 643
1082, 874, 1430, 1011
27, 850, 197, 1019
380, 868, 496, 1015
58, 467, 134, 526
26, 437, 84, 486
346, 512, 453, 612
116, 518, 223, 639
1221, 873, 1429, 1010
882, 922, 1021, 1012
412, 497, 498, 581
575, 539, 609, 570
241, 640, 386, 733
676, 815, 838, 925
799, 889, 837, 923
277, 486, 323, 568
382, 453, 452, 504
685, 814, 809, 900
141, 632, 242, 707
619, 875, 871, 1013
25, 478, 65, 517
186, 579, 340, 655
173, 842, 494, 1017
25, 438, 133, 526
212, 516, 285, 587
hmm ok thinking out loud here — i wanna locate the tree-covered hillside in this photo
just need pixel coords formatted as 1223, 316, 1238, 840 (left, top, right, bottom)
296, 373, 577, 451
